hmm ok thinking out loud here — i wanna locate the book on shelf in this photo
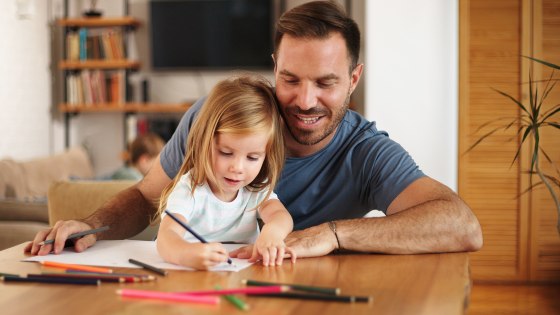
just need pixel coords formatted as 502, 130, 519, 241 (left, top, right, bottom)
65, 70, 125, 106
65, 27, 126, 62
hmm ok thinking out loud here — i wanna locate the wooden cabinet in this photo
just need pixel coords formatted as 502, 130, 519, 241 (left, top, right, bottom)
459, 0, 560, 282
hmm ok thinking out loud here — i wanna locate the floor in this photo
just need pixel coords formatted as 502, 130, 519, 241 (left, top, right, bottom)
467, 283, 560, 315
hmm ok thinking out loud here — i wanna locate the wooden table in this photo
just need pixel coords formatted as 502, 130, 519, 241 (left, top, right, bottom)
0, 243, 471, 315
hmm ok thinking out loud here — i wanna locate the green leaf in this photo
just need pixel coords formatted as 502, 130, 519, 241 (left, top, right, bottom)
512, 126, 532, 166
547, 122, 560, 130
541, 106, 560, 123
491, 87, 531, 116
531, 129, 540, 173
523, 56, 560, 70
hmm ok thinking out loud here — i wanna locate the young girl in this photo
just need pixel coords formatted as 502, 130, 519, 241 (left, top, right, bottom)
156, 75, 296, 270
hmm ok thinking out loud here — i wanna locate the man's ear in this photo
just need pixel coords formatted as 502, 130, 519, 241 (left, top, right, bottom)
349, 63, 364, 94
271, 53, 277, 73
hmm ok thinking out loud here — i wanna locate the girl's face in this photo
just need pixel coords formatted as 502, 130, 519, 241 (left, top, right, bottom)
210, 131, 268, 202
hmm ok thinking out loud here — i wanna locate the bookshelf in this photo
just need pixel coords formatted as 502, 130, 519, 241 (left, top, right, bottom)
57, 2, 191, 148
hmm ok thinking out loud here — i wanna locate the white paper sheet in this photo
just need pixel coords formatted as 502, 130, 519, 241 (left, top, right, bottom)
23, 240, 253, 272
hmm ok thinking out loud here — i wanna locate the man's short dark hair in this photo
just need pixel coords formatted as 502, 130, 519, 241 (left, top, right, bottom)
274, 1, 361, 72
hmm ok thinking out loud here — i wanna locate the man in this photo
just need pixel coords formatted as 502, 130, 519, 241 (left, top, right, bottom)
27, 1, 482, 259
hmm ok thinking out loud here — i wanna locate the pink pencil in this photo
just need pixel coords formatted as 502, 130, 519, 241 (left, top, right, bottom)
177, 285, 290, 296
117, 289, 220, 305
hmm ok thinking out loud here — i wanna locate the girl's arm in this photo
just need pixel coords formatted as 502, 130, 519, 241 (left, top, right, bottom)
156, 213, 229, 270
252, 199, 296, 266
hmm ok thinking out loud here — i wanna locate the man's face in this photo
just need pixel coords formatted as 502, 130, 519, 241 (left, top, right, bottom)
274, 33, 362, 155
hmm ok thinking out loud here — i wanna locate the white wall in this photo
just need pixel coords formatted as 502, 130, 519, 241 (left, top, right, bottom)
365, 0, 458, 190
0, 0, 459, 187
0, 1, 51, 160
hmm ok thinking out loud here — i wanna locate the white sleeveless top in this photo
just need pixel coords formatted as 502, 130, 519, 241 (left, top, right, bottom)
162, 171, 277, 243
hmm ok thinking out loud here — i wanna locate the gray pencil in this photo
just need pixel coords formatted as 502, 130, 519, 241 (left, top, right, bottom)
39, 226, 110, 246
128, 258, 168, 276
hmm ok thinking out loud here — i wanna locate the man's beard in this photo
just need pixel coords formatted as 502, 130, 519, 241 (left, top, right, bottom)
284, 93, 351, 146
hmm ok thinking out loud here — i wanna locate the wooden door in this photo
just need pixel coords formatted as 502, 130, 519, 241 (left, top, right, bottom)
459, 0, 560, 282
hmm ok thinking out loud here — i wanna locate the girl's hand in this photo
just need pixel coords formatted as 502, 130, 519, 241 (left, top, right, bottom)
250, 229, 297, 266
180, 242, 229, 270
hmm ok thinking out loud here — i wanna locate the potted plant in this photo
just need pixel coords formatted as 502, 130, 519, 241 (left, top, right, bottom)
466, 56, 560, 235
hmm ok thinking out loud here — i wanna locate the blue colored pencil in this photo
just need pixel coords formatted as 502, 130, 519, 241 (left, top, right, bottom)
164, 210, 232, 264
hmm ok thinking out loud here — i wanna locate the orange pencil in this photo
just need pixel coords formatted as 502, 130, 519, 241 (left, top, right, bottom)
40, 261, 113, 274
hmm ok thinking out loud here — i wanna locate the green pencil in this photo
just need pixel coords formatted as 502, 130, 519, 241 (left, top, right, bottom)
242, 279, 340, 295
215, 285, 249, 311
0, 272, 20, 278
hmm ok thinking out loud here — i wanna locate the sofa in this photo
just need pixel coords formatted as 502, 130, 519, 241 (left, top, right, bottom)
0, 147, 95, 250
0, 146, 159, 250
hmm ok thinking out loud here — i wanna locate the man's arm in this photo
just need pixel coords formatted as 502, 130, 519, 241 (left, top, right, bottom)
26, 155, 172, 255
285, 177, 483, 257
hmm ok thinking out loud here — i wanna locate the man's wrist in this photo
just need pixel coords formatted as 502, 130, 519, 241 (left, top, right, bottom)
327, 221, 341, 251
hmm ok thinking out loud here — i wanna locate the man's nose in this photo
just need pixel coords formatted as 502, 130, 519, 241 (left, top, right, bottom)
296, 82, 318, 110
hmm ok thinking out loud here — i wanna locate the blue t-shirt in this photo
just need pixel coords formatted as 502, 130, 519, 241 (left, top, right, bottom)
161, 97, 425, 230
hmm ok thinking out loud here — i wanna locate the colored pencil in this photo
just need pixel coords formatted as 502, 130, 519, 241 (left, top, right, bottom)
0, 272, 19, 277
128, 258, 168, 276
178, 285, 289, 296
40, 261, 113, 274
65, 270, 155, 280
36, 273, 142, 283
249, 292, 373, 303
164, 210, 232, 264
117, 289, 220, 305
215, 285, 249, 311
1, 275, 100, 286
242, 279, 340, 295
38, 226, 110, 246
28, 273, 123, 283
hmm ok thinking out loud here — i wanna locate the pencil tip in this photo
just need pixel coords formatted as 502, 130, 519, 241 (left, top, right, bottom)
241, 279, 247, 284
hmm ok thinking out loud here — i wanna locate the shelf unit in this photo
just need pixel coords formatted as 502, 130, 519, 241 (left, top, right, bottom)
56, 3, 190, 148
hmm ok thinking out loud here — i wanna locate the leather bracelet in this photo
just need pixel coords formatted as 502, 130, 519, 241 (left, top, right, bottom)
328, 221, 341, 250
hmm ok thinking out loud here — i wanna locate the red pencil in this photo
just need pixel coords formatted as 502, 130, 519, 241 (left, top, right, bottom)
117, 289, 220, 305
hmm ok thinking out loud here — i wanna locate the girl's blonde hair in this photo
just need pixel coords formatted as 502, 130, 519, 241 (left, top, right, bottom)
156, 74, 284, 218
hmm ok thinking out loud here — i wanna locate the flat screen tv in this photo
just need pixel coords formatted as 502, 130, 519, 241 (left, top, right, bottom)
150, 0, 275, 70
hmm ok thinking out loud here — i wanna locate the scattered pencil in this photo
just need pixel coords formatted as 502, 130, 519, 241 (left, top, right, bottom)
128, 258, 168, 276
117, 289, 220, 305
39, 226, 110, 246
36, 273, 144, 283
249, 292, 373, 303
65, 270, 155, 281
0, 272, 19, 278
40, 261, 113, 274
215, 285, 249, 311
178, 285, 289, 296
242, 279, 340, 295
1, 275, 100, 286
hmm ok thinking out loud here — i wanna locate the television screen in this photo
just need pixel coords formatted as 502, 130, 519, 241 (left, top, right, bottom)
150, 0, 275, 70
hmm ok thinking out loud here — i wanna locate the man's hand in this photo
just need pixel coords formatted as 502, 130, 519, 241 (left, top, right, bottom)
230, 223, 338, 260
24, 220, 96, 255
284, 223, 338, 258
